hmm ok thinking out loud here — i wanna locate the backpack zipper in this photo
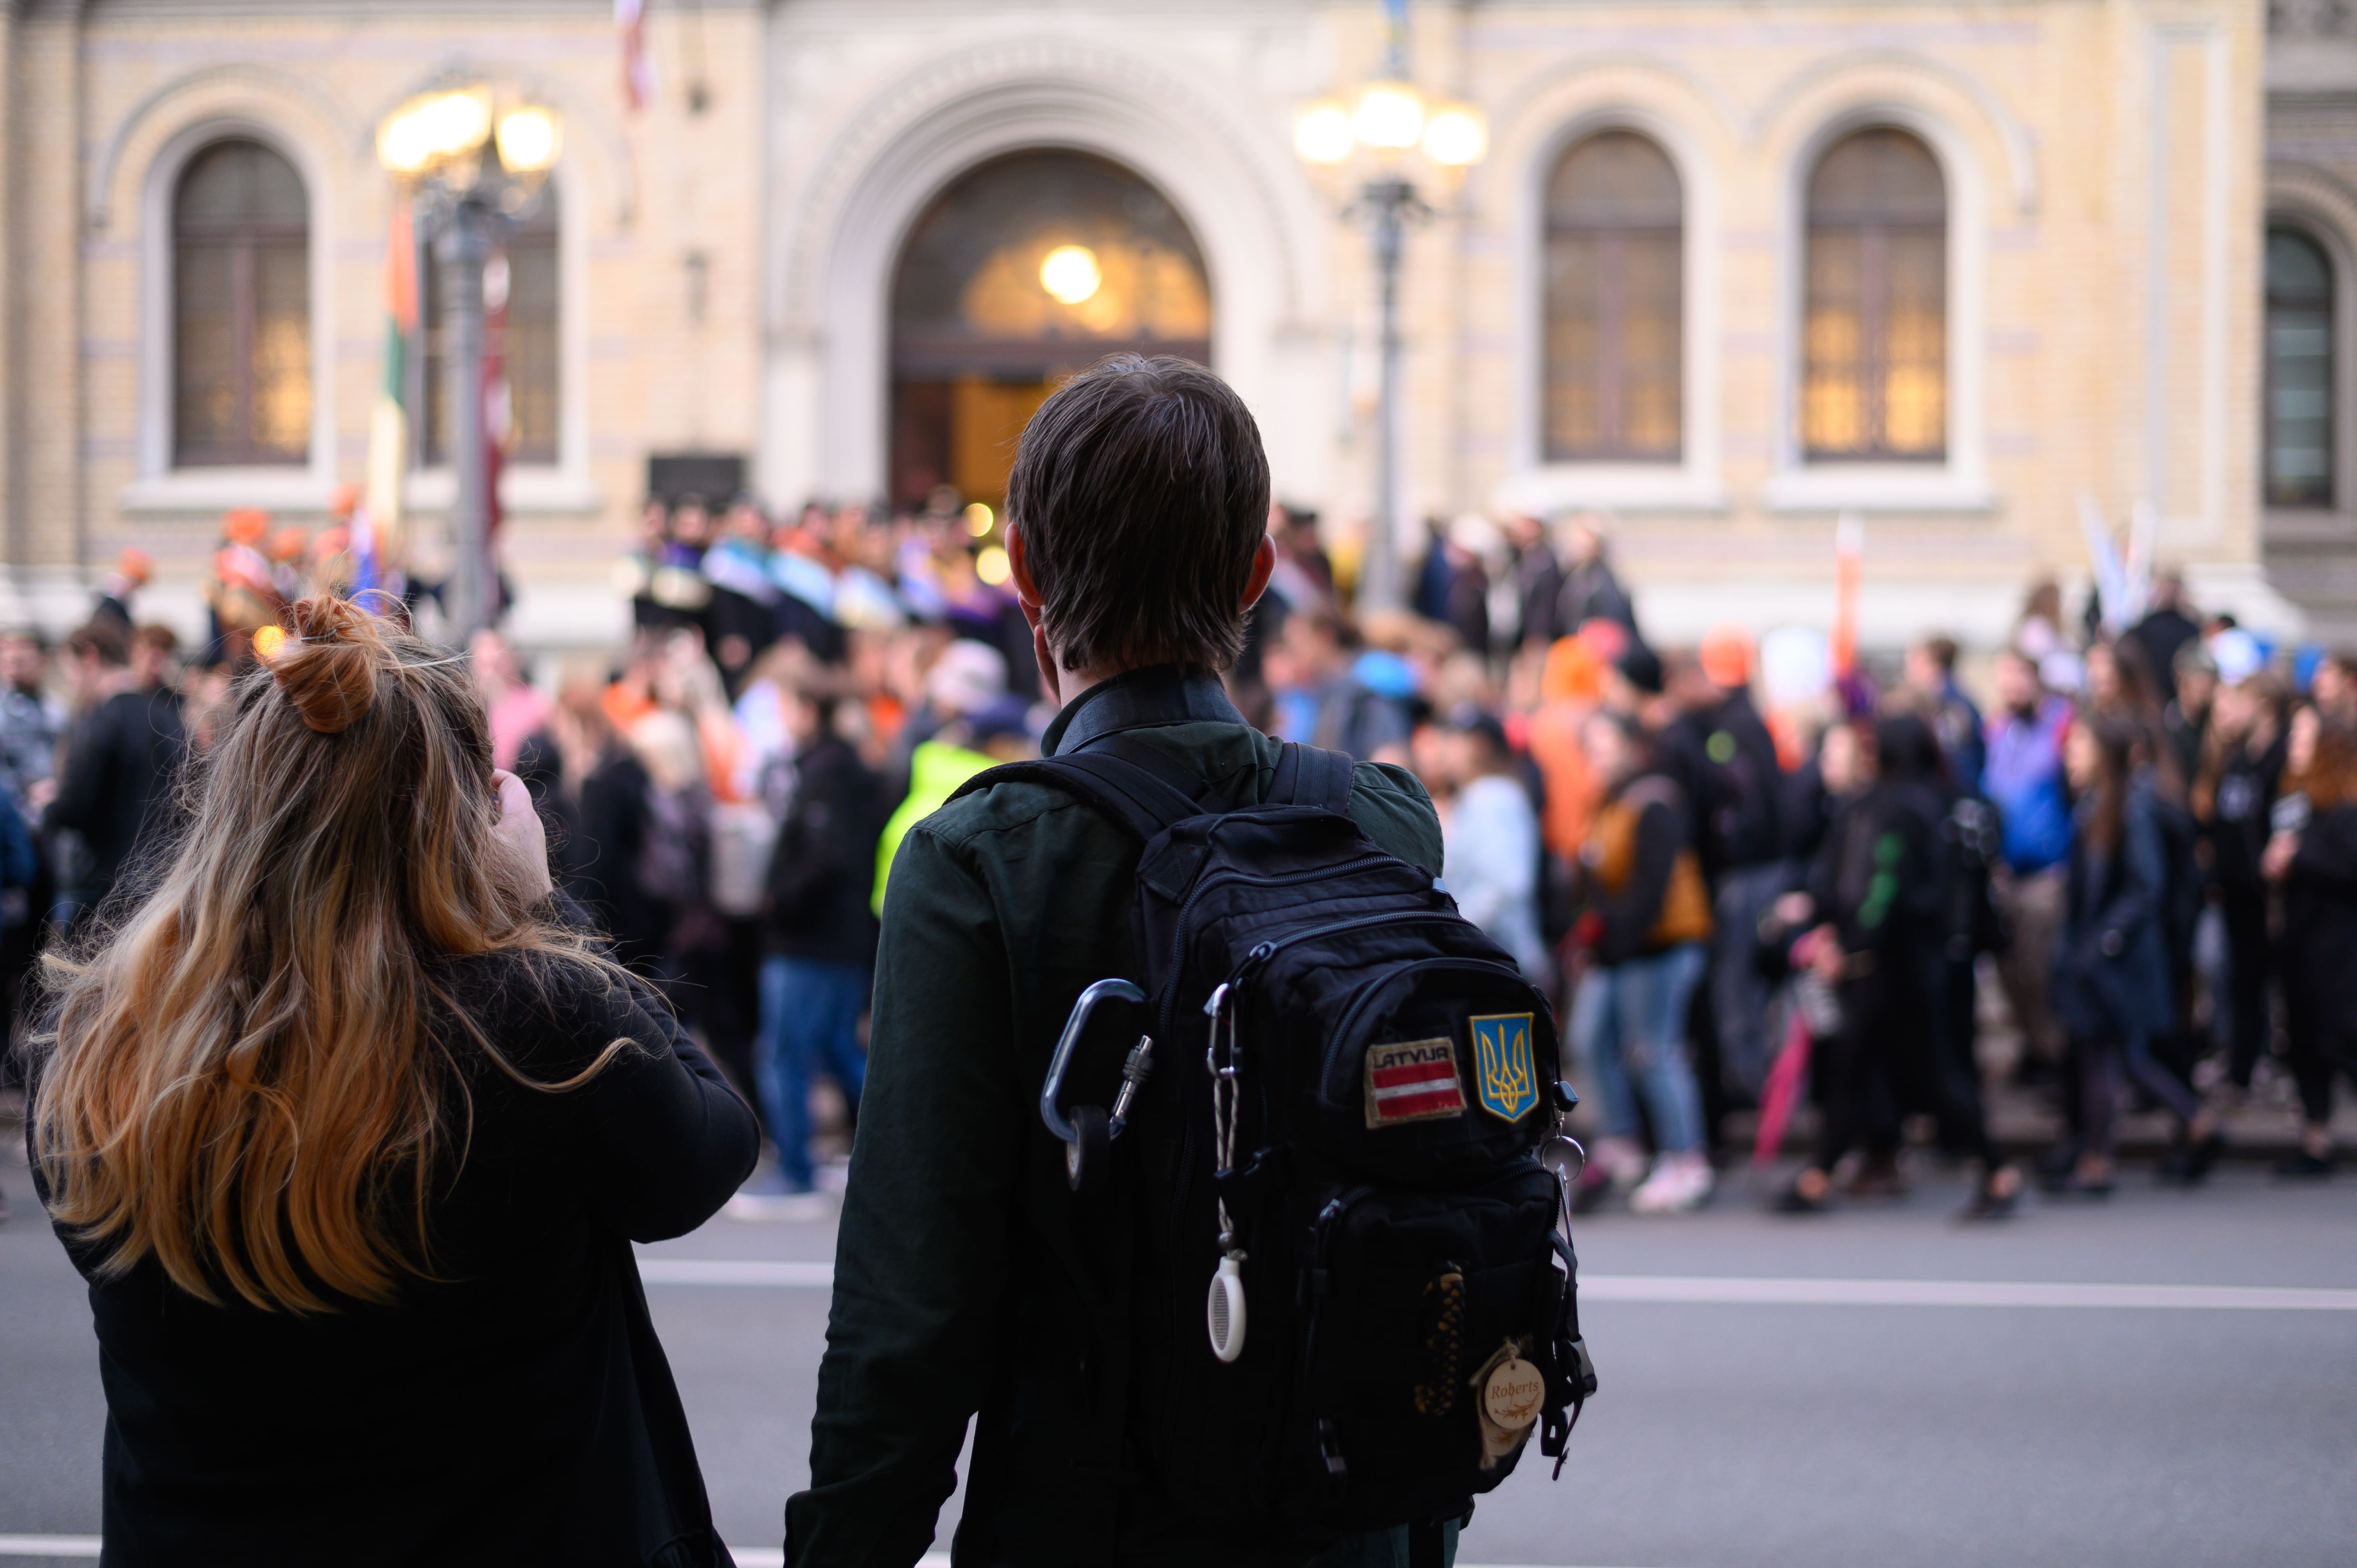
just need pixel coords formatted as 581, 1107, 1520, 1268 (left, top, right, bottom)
1233, 908, 1463, 982
1154, 852, 1411, 1035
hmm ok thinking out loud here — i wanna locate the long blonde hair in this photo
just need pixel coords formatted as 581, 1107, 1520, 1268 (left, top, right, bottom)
32, 596, 627, 1312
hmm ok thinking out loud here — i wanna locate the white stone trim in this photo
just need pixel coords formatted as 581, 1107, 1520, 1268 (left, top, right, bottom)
760, 31, 1325, 508
402, 466, 602, 516
1768, 101, 1989, 514
131, 115, 338, 496
1620, 572, 2024, 651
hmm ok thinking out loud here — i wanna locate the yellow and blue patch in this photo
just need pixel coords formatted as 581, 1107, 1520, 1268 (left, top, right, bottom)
1470, 1012, 1538, 1123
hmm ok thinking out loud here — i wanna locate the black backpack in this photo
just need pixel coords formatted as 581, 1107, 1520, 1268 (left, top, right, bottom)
952, 733, 1597, 1543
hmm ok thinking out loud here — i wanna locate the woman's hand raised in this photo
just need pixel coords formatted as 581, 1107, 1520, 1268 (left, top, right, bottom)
491, 768, 554, 905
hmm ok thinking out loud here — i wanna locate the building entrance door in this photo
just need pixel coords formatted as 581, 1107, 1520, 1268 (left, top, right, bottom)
889, 150, 1211, 509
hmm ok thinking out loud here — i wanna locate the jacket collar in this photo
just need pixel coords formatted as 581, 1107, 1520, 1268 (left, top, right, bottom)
1042, 664, 1244, 757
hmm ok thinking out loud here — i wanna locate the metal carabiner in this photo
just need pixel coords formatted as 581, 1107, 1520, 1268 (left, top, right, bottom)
1039, 977, 1147, 1144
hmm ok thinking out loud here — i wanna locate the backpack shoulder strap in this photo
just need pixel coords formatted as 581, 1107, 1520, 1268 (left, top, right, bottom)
1269, 740, 1357, 815
946, 743, 1213, 842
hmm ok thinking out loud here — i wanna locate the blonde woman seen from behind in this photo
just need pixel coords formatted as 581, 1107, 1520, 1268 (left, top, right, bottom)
27, 596, 759, 1568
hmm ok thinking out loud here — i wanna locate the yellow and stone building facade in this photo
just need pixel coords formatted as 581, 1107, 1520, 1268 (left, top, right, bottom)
0, 0, 2347, 651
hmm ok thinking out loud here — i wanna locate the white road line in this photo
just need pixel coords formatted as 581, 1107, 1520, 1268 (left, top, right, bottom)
0, 1543, 1596, 1568
638, 1258, 838, 1287
0, 1537, 100, 1558
636, 1258, 2357, 1310
1577, 1274, 2357, 1310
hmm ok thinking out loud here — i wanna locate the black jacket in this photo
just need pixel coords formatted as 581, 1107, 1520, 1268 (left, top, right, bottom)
2203, 736, 2284, 900
569, 745, 662, 967
38, 942, 759, 1568
2281, 802, 2357, 1029
1700, 689, 1785, 869
787, 667, 1443, 1567
1809, 777, 1949, 976
44, 686, 186, 895
763, 732, 885, 965
1582, 773, 1693, 966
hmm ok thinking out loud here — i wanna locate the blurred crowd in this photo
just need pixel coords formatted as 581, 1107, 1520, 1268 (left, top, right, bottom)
2, 491, 2354, 1226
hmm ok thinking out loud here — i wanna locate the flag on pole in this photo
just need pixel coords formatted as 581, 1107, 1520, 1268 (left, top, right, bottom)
617, 0, 656, 111
1830, 512, 1863, 677
2122, 498, 2158, 628
358, 198, 420, 602
483, 249, 512, 544
2077, 496, 2129, 634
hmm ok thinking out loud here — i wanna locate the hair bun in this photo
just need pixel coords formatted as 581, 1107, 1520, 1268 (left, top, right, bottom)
272, 595, 386, 734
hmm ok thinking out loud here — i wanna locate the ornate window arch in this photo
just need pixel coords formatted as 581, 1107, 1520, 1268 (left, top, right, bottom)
1543, 129, 1683, 463
1800, 126, 1947, 462
2265, 224, 2335, 509
170, 137, 310, 467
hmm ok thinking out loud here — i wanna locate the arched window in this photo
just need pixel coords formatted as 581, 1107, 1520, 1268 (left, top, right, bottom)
888, 151, 1210, 507
172, 139, 310, 466
2265, 226, 2334, 508
1543, 130, 1682, 462
1801, 128, 1945, 461
423, 186, 560, 466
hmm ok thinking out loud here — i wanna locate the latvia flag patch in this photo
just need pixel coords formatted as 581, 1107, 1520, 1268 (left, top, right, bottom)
1364, 1037, 1468, 1128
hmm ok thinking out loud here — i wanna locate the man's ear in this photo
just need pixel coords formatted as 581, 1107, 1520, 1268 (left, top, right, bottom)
1242, 534, 1277, 611
1007, 523, 1062, 696
1007, 524, 1043, 622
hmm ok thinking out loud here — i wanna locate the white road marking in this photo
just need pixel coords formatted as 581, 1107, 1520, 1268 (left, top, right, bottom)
636, 1258, 2357, 1310
0, 1538, 100, 1558
638, 1258, 837, 1287
1578, 1274, 2357, 1310
0, 1543, 1599, 1568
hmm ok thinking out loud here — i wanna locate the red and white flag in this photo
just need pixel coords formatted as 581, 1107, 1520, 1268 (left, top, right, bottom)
1363, 1038, 1468, 1128
617, 0, 656, 111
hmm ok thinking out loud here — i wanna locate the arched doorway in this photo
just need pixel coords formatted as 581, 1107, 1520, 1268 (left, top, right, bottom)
888, 150, 1212, 508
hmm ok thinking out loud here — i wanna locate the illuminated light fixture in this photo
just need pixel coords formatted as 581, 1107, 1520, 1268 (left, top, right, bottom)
1351, 80, 1426, 150
1038, 244, 1102, 305
253, 625, 288, 662
376, 108, 436, 176
974, 544, 1012, 586
1295, 101, 1355, 165
1421, 104, 1488, 168
495, 106, 562, 174
376, 87, 507, 178
423, 88, 493, 159
964, 502, 995, 537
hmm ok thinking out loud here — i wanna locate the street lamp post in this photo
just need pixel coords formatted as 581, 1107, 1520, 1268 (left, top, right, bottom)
376, 88, 560, 644
1295, 13, 1486, 615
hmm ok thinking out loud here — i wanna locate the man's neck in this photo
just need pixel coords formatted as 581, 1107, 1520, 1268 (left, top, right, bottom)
1046, 658, 1128, 710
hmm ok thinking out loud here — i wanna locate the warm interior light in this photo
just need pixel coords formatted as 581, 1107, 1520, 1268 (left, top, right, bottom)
496, 106, 562, 174
964, 502, 995, 537
1352, 81, 1425, 150
1422, 104, 1488, 167
253, 625, 288, 662
1039, 245, 1102, 305
974, 544, 1012, 586
1295, 101, 1355, 164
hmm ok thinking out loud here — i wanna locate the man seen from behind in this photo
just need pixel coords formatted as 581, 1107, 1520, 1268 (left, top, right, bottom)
787, 356, 1450, 1567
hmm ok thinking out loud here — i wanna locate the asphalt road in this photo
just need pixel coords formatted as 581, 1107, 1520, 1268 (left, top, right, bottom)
4, 1158, 2354, 1567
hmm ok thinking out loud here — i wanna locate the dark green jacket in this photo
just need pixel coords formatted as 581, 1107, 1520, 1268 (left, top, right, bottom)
786, 666, 1443, 1567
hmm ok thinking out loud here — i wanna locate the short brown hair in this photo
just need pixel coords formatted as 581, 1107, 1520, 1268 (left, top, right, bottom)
64, 620, 128, 668
1006, 354, 1270, 673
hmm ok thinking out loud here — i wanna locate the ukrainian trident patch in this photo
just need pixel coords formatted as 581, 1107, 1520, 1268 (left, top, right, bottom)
1470, 1013, 1539, 1123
